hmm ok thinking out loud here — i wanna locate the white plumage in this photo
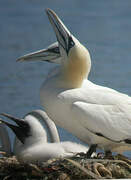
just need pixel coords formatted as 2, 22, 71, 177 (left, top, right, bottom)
0, 110, 89, 163
17, 9, 131, 155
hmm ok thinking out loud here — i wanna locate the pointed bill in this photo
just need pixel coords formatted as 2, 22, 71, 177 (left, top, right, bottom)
17, 9, 75, 62
17, 42, 61, 63
46, 9, 75, 55
0, 113, 30, 144
0, 113, 26, 128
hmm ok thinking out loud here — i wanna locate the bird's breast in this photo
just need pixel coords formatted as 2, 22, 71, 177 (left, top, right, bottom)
40, 80, 91, 143
40, 83, 71, 128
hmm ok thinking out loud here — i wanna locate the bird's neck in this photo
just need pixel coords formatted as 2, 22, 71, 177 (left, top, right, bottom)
62, 56, 91, 88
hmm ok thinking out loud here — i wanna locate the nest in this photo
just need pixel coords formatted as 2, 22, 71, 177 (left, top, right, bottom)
0, 154, 131, 180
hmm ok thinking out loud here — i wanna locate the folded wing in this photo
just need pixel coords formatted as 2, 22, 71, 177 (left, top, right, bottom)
72, 101, 131, 143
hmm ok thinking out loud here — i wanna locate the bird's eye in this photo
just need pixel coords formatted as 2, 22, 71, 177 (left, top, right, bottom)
68, 36, 75, 49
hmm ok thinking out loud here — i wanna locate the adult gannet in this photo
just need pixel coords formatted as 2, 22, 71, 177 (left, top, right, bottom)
0, 110, 89, 163
17, 9, 131, 157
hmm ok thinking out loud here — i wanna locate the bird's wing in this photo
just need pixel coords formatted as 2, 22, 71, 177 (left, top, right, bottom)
72, 101, 131, 143
58, 82, 131, 143
58, 82, 131, 106
61, 141, 88, 154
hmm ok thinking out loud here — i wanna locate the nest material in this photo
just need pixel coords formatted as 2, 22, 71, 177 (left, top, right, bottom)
0, 154, 131, 180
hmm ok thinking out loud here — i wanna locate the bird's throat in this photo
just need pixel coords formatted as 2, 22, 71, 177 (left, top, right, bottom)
62, 57, 89, 88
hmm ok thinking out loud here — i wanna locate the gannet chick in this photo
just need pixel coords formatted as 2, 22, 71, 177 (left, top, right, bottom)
0, 111, 89, 163
17, 9, 131, 157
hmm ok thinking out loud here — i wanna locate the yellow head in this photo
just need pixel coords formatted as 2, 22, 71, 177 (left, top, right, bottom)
62, 36, 91, 87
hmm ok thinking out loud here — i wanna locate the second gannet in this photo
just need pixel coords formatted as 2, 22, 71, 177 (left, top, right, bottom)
17, 9, 131, 157
0, 110, 89, 162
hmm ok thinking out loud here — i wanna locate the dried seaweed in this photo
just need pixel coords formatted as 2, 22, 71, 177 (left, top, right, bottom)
0, 154, 130, 180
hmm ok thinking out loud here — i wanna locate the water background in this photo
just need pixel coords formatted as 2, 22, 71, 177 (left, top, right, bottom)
0, 0, 131, 156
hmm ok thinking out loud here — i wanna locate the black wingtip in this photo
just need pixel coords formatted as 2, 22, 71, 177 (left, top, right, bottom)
124, 139, 131, 144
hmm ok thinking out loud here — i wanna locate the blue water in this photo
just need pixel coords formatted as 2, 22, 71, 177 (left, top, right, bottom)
0, 0, 131, 156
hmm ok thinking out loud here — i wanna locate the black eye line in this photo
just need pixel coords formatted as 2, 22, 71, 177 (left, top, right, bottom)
50, 14, 75, 54
67, 36, 75, 54
19, 121, 31, 137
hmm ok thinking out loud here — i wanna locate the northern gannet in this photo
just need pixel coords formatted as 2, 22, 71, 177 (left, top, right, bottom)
0, 110, 89, 163
17, 9, 131, 157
